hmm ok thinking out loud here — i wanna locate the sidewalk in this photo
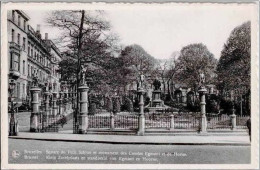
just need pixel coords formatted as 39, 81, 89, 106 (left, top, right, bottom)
9, 131, 251, 146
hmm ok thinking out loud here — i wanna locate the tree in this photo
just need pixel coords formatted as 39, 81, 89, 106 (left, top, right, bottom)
47, 10, 119, 91
89, 103, 97, 115
216, 21, 251, 115
112, 97, 121, 114
116, 44, 158, 95
154, 52, 181, 100
174, 43, 217, 92
217, 21, 250, 94
106, 97, 113, 113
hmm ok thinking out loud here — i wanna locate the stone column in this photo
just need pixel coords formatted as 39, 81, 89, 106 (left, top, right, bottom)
30, 87, 41, 132
52, 92, 58, 116
78, 84, 89, 134
181, 91, 187, 103
110, 113, 115, 130
137, 88, 145, 136
170, 114, 175, 130
44, 91, 51, 128
231, 106, 237, 130
198, 87, 207, 134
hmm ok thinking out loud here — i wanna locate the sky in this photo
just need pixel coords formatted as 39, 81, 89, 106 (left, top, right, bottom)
24, 4, 253, 60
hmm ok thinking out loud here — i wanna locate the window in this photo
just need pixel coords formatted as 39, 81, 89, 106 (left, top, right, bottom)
23, 60, 25, 74
31, 49, 33, 57
16, 55, 20, 71
17, 33, 20, 45
28, 64, 30, 76
28, 45, 30, 55
22, 37, 26, 50
31, 66, 33, 76
10, 53, 13, 69
10, 53, 20, 71
23, 84, 25, 99
24, 20, 26, 30
12, 11, 15, 22
11, 29, 15, 42
18, 15, 21, 27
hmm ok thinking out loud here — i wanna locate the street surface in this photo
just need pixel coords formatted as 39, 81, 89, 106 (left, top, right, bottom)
9, 139, 250, 164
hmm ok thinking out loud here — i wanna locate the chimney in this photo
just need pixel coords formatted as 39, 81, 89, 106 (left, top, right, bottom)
36, 24, 41, 33
45, 33, 48, 40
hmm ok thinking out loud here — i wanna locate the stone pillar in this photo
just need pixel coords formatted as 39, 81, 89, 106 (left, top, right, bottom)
198, 87, 207, 134
231, 106, 237, 130
181, 91, 187, 103
78, 84, 89, 134
30, 87, 41, 132
44, 91, 51, 128
137, 88, 145, 136
52, 92, 58, 116
110, 114, 115, 130
44, 91, 51, 115
170, 114, 175, 130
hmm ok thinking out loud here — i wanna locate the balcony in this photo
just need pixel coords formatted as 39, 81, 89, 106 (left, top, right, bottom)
9, 42, 21, 53
44, 66, 52, 74
9, 69, 20, 80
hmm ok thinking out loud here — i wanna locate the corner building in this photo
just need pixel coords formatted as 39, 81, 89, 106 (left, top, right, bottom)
7, 10, 62, 104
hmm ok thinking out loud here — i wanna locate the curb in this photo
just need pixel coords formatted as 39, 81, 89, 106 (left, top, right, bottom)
9, 136, 251, 146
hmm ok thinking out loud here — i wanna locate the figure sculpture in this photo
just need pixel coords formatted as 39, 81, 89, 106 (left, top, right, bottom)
32, 72, 39, 87
80, 65, 87, 85
153, 79, 161, 90
199, 72, 205, 86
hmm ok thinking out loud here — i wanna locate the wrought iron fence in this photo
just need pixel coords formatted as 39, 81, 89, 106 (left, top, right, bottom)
88, 116, 110, 128
115, 115, 138, 129
72, 113, 249, 132
37, 112, 74, 132
174, 115, 200, 129
236, 115, 250, 129
207, 114, 231, 129
145, 114, 171, 129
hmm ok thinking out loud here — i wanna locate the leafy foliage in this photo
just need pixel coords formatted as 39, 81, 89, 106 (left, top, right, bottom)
89, 103, 97, 115
112, 97, 121, 114
105, 97, 113, 113
217, 21, 250, 93
175, 43, 217, 91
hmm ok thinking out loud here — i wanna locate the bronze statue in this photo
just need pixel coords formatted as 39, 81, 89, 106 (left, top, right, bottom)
153, 79, 161, 90
199, 72, 205, 86
32, 72, 39, 87
80, 65, 87, 85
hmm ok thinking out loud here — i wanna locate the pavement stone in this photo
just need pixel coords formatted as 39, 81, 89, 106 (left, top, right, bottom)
9, 131, 250, 146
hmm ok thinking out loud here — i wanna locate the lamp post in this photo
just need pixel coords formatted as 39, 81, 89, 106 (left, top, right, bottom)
9, 79, 18, 136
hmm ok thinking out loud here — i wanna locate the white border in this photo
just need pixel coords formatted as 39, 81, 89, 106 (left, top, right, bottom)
1, 2, 259, 169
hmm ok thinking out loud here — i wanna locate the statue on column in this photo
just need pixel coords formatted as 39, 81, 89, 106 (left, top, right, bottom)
153, 79, 161, 91
32, 72, 39, 87
80, 65, 87, 85
138, 73, 145, 89
199, 72, 205, 87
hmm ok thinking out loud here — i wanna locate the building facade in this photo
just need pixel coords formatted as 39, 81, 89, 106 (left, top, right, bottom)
7, 10, 62, 104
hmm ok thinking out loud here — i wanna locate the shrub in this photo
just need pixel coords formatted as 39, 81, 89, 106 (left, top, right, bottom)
125, 98, 134, 112
106, 97, 113, 113
113, 97, 121, 114
89, 103, 96, 115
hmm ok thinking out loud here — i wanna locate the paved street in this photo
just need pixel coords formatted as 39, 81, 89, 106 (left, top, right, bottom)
9, 139, 250, 164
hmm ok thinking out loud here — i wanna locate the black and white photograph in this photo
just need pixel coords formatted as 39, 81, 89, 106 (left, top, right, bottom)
1, 2, 259, 169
